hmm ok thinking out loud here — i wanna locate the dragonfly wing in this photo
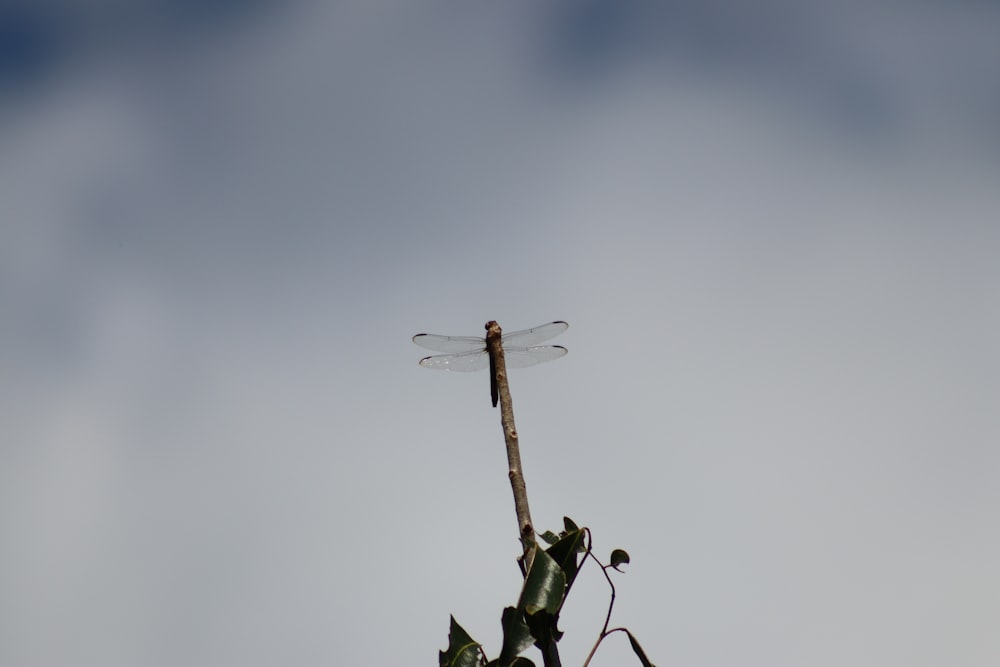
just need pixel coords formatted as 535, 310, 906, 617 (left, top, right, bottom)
503, 345, 568, 369
412, 333, 486, 353
501, 321, 569, 347
418, 348, 491, 372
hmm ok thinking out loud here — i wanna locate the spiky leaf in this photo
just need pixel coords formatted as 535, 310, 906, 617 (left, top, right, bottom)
439, 616, 484, 667
497, 607, 534, 664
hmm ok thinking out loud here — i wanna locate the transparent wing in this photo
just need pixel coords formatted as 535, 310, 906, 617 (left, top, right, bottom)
418, 349, 491, 372
503, 345, 568, 369
412, 333, 486, 353
501, 321, 569, 347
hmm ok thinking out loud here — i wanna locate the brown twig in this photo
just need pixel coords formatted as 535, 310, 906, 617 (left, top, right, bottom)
487, 321, 561, 667
485, 321, 537, 572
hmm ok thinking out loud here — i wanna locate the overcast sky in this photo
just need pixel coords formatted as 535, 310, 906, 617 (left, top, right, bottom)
2, 2, 999, 666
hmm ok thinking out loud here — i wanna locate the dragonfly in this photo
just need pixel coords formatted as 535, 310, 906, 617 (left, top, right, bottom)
412, 321, 568, 407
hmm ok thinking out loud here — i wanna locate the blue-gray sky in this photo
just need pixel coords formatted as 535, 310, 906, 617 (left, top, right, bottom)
2, 2, 999, 666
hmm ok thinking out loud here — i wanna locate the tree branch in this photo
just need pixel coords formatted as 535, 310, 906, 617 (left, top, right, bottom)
487, 321, 560, 667
485, 320, 537, 572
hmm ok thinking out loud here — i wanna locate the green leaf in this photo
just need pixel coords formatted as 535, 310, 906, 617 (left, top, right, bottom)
485, 658, 535, 667
625, 630, 656, 667
562, 516, 579, 533
545, 527, 585, 593
610, 549, 630, 571
518, 550, 566, 617
517, 550, 567, 647
439, 616, 484, 667
524, 609, 563, 647
538, 530, 560, 546
497, 607, 534, 664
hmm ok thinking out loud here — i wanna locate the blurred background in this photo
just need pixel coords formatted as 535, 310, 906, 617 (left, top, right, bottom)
2, 1, 998, 666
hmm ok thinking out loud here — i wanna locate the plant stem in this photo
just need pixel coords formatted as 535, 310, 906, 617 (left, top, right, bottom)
485, 321, 537, 572
487, 321, 560, 667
